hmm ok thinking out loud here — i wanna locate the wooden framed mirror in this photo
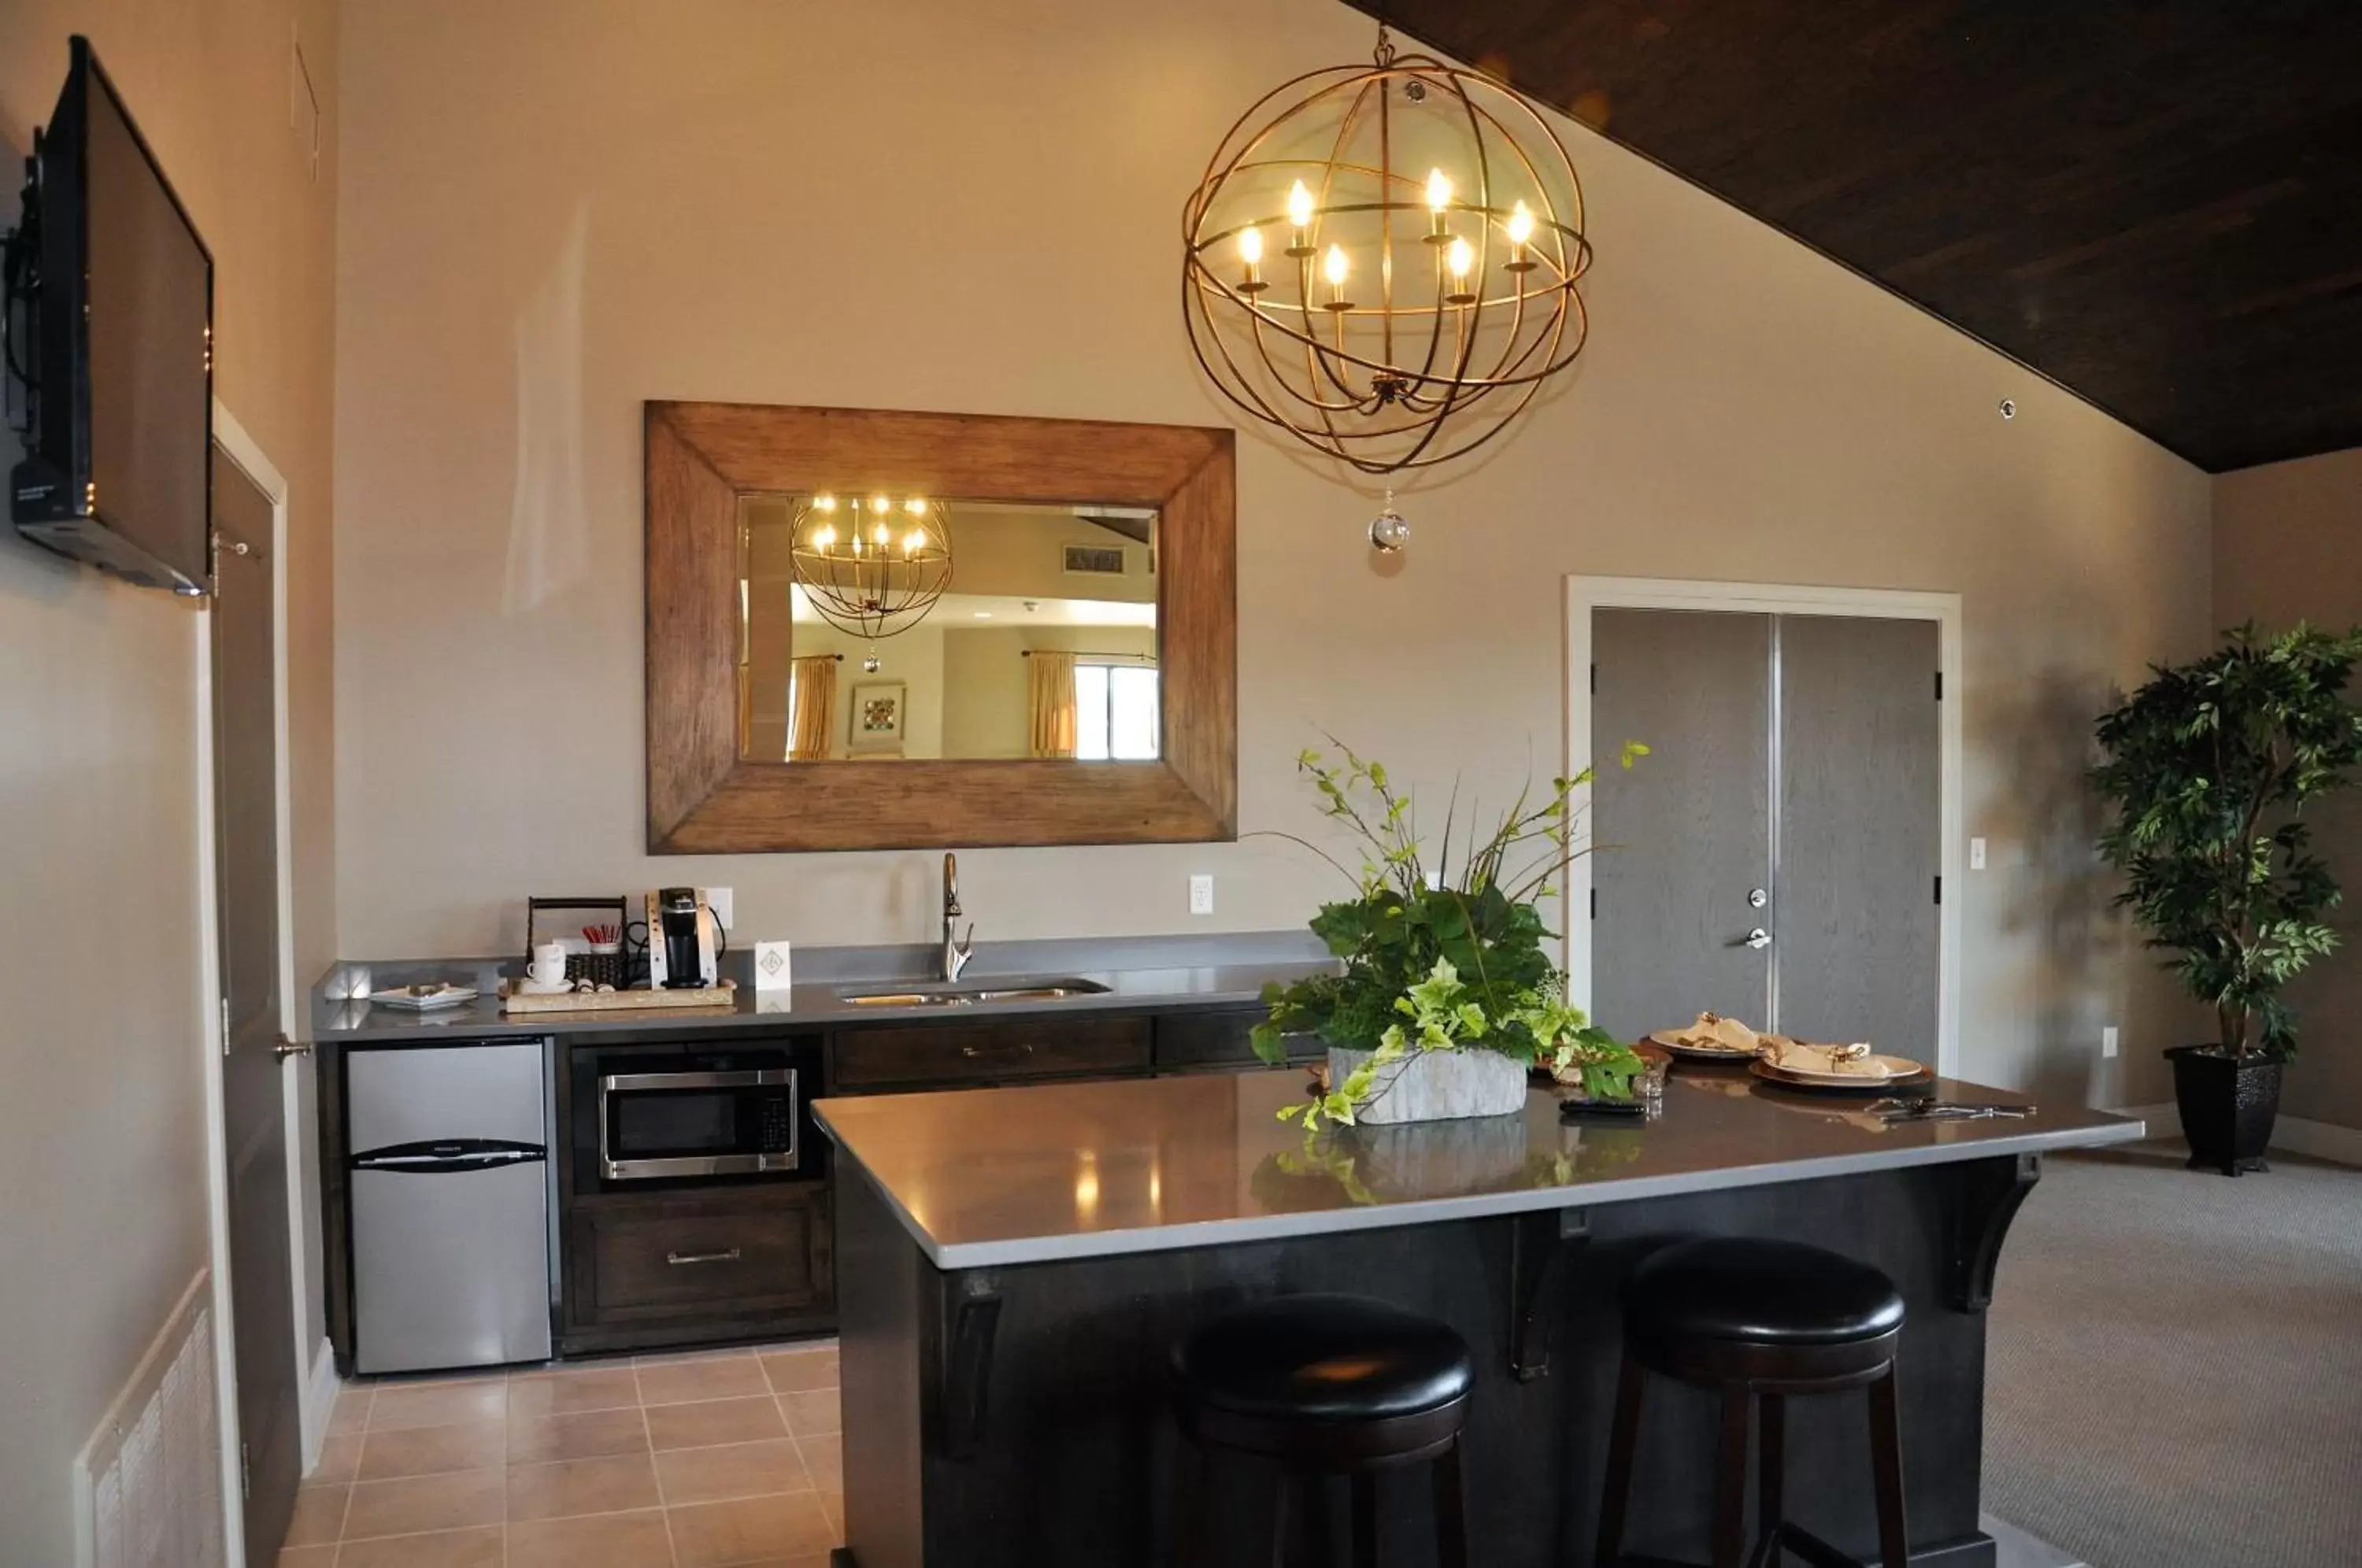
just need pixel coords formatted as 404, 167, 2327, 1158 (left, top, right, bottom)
646, 401, 1236, 852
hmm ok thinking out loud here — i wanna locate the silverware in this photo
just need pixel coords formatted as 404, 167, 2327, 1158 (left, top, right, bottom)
1872, 1099, 2036, 1122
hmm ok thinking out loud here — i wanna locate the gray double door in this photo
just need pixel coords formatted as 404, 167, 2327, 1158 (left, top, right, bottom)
1590, 608, 1940, 1055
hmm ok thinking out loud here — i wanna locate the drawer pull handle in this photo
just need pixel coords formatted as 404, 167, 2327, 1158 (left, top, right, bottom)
666, 1248, 742, 1267
959, 1042, 1035, 1059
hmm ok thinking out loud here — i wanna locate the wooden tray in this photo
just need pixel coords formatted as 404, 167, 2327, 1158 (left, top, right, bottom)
498, 983, 735, 1015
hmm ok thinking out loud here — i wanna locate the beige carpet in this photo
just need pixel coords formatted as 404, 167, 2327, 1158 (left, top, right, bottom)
1984, 1140, 2362, 1568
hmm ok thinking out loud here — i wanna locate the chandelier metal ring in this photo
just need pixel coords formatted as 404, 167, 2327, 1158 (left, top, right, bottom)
1182, 33, 1591, 475
787, 492, 954, 642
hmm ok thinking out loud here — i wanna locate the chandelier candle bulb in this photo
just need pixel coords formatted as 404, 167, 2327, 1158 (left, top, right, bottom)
1505, 199, 1538, 272
1444, 235, 1476, 305
1322, 242, 1353, 310
1285, 179, 1316, 255
1424, 167, 1453, 239
1237, 224, 1267, 292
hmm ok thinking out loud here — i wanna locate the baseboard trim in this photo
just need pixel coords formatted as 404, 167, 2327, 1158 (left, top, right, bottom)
2105, 1101, 2360, 1167
2269, 1112, 2362, 1167
300, 1337, 339, 1473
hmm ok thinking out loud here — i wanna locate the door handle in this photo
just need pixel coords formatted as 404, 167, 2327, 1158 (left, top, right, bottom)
273, 1036, 314, 1060
1739, 928, 1772, 951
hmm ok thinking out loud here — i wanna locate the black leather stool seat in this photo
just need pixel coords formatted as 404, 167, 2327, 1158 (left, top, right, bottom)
1175, 1292, 1474, 1424
1169, 1293, 1475, 1567
1627, 1237, 1904, 1357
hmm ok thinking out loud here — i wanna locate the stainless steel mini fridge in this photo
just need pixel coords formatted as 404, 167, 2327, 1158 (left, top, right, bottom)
348, 1039, 553, 1374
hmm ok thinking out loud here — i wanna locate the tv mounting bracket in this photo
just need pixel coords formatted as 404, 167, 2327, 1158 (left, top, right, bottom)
1, 139, 43, 446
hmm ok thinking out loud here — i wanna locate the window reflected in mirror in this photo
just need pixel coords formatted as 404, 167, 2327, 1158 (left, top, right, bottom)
737, 496, 1160, 763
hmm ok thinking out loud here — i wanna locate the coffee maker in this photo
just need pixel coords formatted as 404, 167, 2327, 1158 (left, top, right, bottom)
645, 887, 721, 989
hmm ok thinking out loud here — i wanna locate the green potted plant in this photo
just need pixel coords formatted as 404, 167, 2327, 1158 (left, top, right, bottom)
2093, 623, 2362, 1174
1250, 741, 1646, 1128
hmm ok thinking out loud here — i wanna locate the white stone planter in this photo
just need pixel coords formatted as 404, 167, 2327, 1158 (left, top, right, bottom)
1327, 1044, 1529, 1124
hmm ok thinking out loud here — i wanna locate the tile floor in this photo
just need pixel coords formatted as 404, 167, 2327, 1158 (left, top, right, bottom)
277, 1341, 842, 1567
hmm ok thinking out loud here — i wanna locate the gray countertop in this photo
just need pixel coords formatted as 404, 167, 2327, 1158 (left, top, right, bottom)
309, 931, 1335, 1044
813, 1067, 2147, 1269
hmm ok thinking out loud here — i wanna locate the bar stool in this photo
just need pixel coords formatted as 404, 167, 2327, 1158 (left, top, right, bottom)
1596, 1237, 1909, 1568
1172, 1292, 1473, 1568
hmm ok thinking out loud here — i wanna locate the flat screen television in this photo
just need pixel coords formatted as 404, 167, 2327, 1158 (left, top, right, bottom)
7, 36, 213, 595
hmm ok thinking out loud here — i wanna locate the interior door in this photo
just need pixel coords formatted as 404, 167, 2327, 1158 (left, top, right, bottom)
1589, 605, 1942, 1055
1775, 616, 1942, 1055
1590, 608, 1772, 1041
213, 444, 301, 1561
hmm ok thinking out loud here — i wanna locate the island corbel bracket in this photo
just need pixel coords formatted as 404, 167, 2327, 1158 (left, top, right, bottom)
1509, 1205, 1592, 1381
1950, 1151, 2042, 1313
925, 1274, 1003, 1460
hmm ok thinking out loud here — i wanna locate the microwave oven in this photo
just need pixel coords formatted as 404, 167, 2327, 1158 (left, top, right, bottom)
576, 1042, 820, 1185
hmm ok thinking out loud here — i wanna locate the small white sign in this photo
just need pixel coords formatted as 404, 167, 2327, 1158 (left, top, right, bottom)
753, 940, 793, 993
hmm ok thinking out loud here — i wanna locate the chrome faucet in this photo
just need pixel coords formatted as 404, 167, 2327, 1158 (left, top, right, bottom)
942, 852, 976, 983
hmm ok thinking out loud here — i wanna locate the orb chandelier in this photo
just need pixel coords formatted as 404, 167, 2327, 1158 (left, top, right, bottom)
789, 492, 953, 644
1182, 23, 1591, 478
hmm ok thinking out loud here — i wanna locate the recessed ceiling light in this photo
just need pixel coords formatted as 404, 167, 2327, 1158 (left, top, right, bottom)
973, 611, 993, 619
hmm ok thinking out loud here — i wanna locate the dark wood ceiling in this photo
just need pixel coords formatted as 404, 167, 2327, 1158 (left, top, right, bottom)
1349, 2, 2362, 472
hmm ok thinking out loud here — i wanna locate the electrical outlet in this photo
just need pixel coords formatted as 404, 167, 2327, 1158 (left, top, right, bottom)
1969, 837, 1988, 871
704, 886, 735, 931
1188, 874, 1215, 915
2101, 1026, 2120, 1059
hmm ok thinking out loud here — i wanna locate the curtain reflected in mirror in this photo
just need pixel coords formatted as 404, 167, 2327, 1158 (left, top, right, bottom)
737, 497, 1160, 763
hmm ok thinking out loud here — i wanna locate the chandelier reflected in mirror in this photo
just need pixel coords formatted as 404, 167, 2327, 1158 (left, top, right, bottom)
789, 492, 953, 643
1183, 24, 1591, 475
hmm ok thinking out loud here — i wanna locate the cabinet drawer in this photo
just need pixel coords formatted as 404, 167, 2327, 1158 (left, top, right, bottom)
834, 1016, 1153, 1089
1153, 1006, 1315, 1070
570, 1190, 831, 1323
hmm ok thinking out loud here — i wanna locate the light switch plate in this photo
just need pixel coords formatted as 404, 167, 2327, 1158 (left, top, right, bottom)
2101, 1026, 2119, 1059
705, 886, 735, 931
753, 940, 792, 993
1968, 838, 1988, 871
1189, 874, 1215, 915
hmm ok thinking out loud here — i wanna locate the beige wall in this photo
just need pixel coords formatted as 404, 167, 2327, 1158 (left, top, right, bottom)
334, 0, 2211, 1108
0, 0, 339, 1560
2213, 447, 2362, 1131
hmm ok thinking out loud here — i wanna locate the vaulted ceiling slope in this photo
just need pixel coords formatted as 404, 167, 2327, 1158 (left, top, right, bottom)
1351, 2, 2362, 472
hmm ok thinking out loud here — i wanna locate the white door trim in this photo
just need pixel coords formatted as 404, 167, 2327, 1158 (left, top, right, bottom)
1564, 575, 1965, 1078
199, 401, 302, 1566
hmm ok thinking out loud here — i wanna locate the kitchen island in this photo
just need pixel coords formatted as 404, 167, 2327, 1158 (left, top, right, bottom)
815, 1067, 2142, 1568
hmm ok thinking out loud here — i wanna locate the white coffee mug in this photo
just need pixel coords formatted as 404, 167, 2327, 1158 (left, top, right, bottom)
528, 942, 569, 987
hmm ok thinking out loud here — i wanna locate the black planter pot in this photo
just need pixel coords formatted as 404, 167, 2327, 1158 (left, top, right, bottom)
2164, 1045, 2283, 1176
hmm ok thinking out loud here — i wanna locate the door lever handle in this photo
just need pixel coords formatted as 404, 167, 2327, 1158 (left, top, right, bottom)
273, 1036, 314, 1060
1736, 928, 1772, 951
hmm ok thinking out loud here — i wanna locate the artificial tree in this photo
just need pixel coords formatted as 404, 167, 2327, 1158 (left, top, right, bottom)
2094, 623, 2362, 1171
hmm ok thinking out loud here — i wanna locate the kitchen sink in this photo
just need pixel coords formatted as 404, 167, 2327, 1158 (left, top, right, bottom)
836, 978, 1113, 1008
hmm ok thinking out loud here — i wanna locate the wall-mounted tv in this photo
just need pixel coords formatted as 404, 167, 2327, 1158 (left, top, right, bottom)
6, 36, 213, 596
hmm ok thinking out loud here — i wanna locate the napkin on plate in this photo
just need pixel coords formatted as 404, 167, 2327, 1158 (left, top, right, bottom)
1668, 1011, 1761, 1052
1761, 1038, 1890, 1078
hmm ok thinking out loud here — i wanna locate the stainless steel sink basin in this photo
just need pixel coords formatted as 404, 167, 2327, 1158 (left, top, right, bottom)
837, 978, 1112, 1008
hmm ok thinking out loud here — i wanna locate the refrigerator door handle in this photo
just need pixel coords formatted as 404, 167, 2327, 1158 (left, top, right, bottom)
353, 1137, 546, 1173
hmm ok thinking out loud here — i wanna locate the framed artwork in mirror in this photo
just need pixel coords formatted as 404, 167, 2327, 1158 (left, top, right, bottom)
848, 681, 906, 755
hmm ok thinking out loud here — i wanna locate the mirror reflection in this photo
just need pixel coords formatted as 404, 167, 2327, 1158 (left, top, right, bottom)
738, 496, 1160, 763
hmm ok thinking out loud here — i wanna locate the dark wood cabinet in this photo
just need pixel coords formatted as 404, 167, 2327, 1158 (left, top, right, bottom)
1151, 1005, 1320, 1072
831, 1015, 1153, 1091
561, 1185, 835, 1355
